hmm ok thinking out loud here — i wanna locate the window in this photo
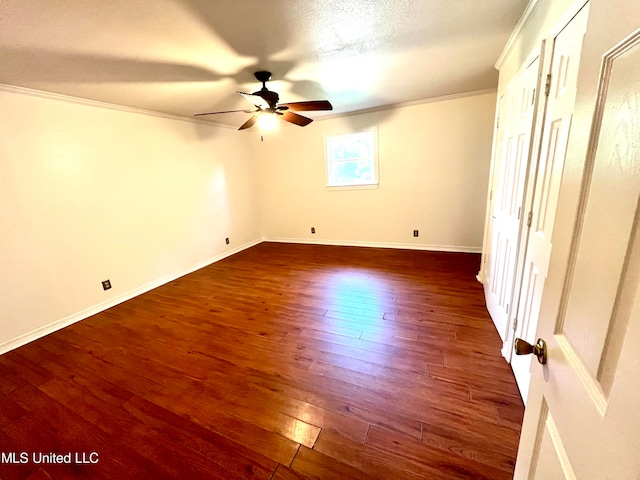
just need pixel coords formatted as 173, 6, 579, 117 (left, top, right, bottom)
325, 129, 378, 188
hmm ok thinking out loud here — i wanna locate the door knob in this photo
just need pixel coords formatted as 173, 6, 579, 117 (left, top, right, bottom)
514, 338, 547, 365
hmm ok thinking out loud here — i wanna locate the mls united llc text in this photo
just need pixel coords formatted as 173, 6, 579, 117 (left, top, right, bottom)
1, 451, 99, 464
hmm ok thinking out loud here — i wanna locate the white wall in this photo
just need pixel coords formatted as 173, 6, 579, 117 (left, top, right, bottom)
0, 87, 261, 351
255, 92, 496, 251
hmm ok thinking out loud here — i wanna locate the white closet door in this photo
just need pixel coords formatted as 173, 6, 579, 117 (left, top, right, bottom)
510, 3, 589, 403
485, 58, 539, 341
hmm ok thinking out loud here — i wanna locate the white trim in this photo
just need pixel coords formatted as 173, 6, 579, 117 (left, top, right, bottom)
495, 0, 544, 69
1, 82, 496, 129
326, 184, 379, 191
316, 88, 498, 122
0, 83, 237, 129
0, 238, 262, 356
263, 237, 482, 253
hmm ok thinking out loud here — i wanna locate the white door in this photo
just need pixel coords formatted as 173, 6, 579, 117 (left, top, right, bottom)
485, 58, 539, 341
479, 94, 504, 286
509, 3, 589, 403
514, 1, 640, 477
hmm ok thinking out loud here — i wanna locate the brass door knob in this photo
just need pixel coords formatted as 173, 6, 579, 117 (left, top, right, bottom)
514, 338, 547, 365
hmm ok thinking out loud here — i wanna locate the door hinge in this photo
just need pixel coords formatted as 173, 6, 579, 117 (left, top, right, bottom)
517, 207, 521, 220
513, 317, 518, 331
489, 190, 493, 201
527, 211, 533, 228
544, 73, 552, 96
532, 88, 536, 105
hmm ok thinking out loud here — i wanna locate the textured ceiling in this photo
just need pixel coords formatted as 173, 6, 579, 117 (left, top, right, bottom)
0, 0, 528, 127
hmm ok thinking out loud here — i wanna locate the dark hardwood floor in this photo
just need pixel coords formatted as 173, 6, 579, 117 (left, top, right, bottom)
0, 242, 524, 479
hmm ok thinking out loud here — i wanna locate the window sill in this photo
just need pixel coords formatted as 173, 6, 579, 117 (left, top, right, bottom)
326, 183, 379, 191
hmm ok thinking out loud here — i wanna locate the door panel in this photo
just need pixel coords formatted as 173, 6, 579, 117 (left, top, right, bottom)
515, 1, 640, 477
532, 407, 575, 480
509, 4, 588, 402
560, 39, 640, 377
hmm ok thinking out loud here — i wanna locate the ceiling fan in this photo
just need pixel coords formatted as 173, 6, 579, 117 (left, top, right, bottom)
194, 71, 333, 130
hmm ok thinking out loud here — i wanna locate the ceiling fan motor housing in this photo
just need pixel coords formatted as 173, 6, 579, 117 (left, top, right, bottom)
254, 88, 279, 109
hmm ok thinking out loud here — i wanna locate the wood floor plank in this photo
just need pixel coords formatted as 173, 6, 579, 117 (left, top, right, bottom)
0, 361, 28, 395
144, 381, 302, 466
203, 370, 369, 444
0, 243, 523, 479
24, 467, 55, 480
36, 372, 263, 480
365, 425, 513, 480
274, 369, 426, 440
188, 377, 323, 449
210, 354, 426, 441
427, 362, 522, 397
0, 351, 53, 389
308, 357, 469, 400
307, 361, 503, 432
5, 383, 171, 479
319, 310, 425, 340
497, 403, 526, 431
272, 465, 312, 480
122, 396, 277, 480
289, 446, 380, 480
313, 429, 446, 480
20, 333, 302, 467
295, 328, 444, 367
0, 395, 26, 428
418, 406, 520, 471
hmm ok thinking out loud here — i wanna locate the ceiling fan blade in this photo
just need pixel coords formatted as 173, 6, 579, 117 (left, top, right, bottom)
238, 113, 260, 130
278, 100, 333, 111
281, 111, 313, 127
194, 109, 255, 117
237, 91, 270, 110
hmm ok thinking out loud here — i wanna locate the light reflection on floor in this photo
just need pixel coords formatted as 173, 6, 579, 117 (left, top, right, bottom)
317, 269, 389, 333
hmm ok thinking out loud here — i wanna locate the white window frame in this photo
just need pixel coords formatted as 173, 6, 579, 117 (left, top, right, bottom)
324, 127, 379, 190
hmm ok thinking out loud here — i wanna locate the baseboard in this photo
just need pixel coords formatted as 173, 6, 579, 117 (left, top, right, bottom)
262, 237, 482, 253
0, 238, 262, 356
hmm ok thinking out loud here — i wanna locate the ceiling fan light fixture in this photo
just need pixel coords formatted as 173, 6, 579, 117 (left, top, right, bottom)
194, 71, 332, 130
257, 111, 278, 130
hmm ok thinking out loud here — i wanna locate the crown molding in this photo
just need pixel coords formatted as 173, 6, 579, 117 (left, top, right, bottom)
495, 0, 544, 69
0, 83, 237, 129
1, 82, 497, 130
314, 88, 498, 123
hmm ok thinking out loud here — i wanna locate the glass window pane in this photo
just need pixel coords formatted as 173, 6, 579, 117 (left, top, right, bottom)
326, 131, 377, 187
330, 160, 373, 185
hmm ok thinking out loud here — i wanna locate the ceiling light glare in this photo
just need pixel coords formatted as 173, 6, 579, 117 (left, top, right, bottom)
258, 112, 278, 130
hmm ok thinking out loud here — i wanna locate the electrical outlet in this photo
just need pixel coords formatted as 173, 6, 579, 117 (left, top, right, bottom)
413, 230, 419, 237
102, 280, 111, 291
225, 237, 230, 245
311, 227, 316, 234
